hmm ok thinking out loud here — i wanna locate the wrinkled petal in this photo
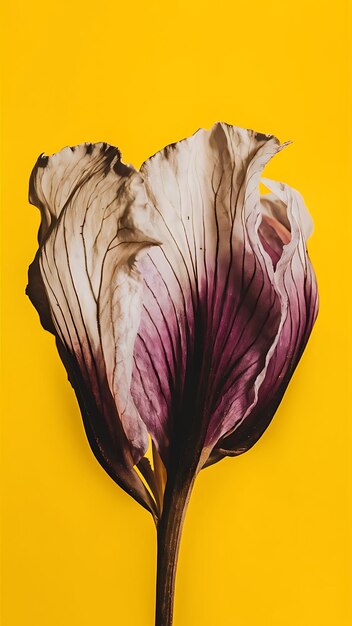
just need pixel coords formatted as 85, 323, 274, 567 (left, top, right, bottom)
205, 180, 318, 464
131, 123, 305, 471
29, 142, 131, 243
258, 195, 291, 269
27, 143, 158, 515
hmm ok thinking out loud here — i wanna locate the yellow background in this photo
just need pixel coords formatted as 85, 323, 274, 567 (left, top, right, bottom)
1, 0, 351, 624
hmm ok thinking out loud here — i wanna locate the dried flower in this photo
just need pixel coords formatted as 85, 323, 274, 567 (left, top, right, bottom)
27, 123, 318, 625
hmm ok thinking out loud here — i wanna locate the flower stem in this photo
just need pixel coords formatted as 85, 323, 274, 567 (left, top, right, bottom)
155, 473, 194, 626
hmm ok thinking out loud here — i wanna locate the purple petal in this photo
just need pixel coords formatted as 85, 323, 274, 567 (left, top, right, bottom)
207, 181, 318, 462
131, 123, 310, 470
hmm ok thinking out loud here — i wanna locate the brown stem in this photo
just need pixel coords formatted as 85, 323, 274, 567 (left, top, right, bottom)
155, 474, 195, 626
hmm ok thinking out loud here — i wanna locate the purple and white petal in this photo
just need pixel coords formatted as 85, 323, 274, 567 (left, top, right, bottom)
131, 123, 297, 469
27, 143, 159, 515
209, 179, 318, 460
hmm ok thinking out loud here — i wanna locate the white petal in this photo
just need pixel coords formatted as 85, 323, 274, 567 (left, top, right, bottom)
32, 143, 157, 464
